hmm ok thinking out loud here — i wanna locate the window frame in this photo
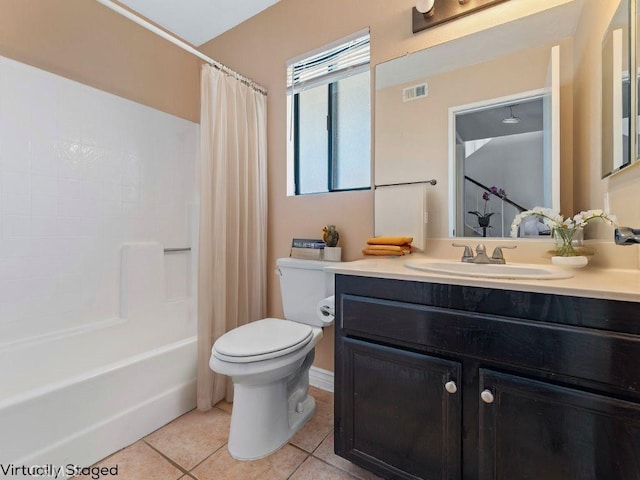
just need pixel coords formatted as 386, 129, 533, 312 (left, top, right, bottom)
287, 29, 371, 196
293, 78, 371, 195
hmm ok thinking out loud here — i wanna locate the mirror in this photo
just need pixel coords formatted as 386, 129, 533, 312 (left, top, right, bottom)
602, 0, 631, 178
636, 0, 640, 162
452, 91, 553, 238
374, 2, 583, 239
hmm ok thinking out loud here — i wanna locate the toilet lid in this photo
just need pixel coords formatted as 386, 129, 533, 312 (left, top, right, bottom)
213, 318, 313, 363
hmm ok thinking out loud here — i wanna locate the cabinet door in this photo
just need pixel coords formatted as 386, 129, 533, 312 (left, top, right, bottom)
479, 369, 640, 480
339, 338, 461, 480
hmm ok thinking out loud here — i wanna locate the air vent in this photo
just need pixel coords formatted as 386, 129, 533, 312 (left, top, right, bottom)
403, 83, 428, 102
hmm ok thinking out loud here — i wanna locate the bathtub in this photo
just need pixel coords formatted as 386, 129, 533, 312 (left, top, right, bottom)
0, 245, 197, 476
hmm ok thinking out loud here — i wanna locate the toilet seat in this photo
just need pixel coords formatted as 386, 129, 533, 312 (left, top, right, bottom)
212, 318, 314, 363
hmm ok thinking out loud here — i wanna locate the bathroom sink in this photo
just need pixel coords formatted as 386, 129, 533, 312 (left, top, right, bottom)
404, 260, 574, 280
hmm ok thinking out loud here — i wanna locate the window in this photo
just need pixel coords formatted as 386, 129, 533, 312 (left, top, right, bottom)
287, 30, 371, 195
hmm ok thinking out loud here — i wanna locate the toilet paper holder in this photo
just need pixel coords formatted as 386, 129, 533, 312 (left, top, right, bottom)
316, 295, 335, 326
319, 304, 333, 317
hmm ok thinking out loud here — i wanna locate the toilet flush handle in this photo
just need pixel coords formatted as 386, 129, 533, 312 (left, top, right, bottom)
274, 267, 282, 276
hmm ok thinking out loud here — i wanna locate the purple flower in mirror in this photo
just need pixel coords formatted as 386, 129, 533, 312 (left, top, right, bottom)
469, 186, 506, 235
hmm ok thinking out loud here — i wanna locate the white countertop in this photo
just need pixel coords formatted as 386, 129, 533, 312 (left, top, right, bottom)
325, 254, 640, 303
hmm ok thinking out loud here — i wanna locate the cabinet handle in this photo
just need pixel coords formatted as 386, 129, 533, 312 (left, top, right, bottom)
480, 389, 495, 404
444, 381, 458, 394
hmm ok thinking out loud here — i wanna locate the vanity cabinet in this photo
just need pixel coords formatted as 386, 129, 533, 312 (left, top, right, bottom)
478, 369, 640, 479
334, 275, 640, 480
341, 338, 461, 479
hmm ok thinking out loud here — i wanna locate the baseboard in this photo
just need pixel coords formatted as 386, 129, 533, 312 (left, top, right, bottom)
309, 366, 334, 392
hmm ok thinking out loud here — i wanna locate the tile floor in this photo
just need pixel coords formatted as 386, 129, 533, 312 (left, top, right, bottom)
78, 387, 383, 480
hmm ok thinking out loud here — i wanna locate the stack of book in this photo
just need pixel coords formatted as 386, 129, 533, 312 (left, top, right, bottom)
290, 238, 325, 260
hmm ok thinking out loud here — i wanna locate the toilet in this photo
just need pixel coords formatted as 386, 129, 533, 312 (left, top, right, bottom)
209, 257, 337, 460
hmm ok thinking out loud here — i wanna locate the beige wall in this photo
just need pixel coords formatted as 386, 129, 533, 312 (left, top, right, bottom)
0, 0, 200, 122
574, 0, 640, 239
200, 0, 583, 371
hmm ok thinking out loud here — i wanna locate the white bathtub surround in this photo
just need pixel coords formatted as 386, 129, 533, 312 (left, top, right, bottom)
0, 55, 198, 472
1, 337, 196, 471
120, 242, 165, 318
197, 65, 268, 410
0, 54, 198, 345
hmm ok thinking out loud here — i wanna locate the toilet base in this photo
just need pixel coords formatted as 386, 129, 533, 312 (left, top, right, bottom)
226, 352, 317, 460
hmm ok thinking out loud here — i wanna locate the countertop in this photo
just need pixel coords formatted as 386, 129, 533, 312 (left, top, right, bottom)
325, 254, 640, 303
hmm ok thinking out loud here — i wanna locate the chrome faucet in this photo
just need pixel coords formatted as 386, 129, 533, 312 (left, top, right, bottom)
615, 227, 640, 245
453, 243, 517, 264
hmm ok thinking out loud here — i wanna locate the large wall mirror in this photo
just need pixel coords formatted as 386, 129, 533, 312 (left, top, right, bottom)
635, 0, 640, 162
602, 0, 631, 178
374, 2, 584, 239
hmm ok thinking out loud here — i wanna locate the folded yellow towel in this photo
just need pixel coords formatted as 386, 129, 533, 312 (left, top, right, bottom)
366, 245, 402, 252
362, 248, 405, 256
367, 236, 413, 246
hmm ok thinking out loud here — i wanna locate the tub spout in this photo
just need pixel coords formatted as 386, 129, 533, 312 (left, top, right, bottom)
615, 227, 640, 245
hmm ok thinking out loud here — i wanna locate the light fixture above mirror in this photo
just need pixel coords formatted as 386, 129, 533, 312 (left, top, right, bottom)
416, 0, 435, 16
412, 0, 510, 34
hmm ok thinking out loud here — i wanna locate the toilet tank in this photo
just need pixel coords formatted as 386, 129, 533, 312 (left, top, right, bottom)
276, 257, 338, 327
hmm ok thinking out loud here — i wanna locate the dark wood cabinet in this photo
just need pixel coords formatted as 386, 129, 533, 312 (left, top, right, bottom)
341, 338, 461, 479
334, 275, 640, 480
478, 369, 640, 480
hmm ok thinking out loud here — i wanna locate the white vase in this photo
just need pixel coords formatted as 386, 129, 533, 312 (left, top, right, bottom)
324, 246, 342, 262
551, 255, 588, 268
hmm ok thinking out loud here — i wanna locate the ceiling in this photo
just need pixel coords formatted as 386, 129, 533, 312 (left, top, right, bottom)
456, 97, 544, 142
118, 0, 281, 46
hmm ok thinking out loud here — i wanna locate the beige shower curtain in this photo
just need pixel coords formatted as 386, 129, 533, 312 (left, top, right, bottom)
197, 65, 267, 410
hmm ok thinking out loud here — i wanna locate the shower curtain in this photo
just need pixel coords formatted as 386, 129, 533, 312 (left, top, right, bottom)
197, 65, 267, 410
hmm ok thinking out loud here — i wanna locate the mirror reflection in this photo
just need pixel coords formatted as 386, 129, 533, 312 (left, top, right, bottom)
455, 95, 548, 237
374, 3, 583, 238
602, 0, 631, 177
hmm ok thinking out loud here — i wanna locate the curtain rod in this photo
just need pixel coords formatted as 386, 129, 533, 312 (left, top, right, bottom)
95, 0, 267, 95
